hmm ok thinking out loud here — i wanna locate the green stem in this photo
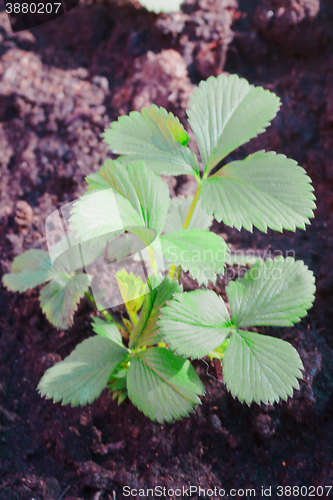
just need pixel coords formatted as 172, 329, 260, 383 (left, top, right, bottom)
169, 183, 202, 281
169, 263, 177, 280
182, 184, 201, 229
147, 246, 157, 273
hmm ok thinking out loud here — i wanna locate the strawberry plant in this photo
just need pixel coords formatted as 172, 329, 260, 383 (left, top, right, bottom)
2, 74, 316, 423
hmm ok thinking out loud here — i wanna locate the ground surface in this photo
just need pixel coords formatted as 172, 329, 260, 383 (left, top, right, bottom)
0, 0, 333, 498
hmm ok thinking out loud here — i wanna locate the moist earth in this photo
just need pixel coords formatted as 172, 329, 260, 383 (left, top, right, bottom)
0, 0, 333, 499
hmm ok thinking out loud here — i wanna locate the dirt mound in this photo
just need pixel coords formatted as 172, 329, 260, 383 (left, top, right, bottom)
0, 0, 333, 498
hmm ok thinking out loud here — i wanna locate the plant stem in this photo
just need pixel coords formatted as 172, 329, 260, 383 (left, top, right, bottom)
169, 183, 202, 281
182, 184, 201, 229
169, 263, 176, 280
147, 246, 157, 273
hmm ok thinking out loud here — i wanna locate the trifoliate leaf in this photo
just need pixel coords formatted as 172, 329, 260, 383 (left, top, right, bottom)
38, 336, 128, 406
159, 289, 231, 358
2, 246, 100, 330
91, 316, 123, 346
2, 249, 53, 292
227, 256, 316, 328
187, 74, 280, 173
138, 0, 183, 13
70, 189, 144, 244
130, 274, 182, 349
222, 329, 304, 405
160, 229, 229, 286
162, 195, 213, 234
115, 269, 147, 317
127, 347, 204, 423
104, 105, 199, 176
86, 160, 170, 235
200, 151, 316, 232
40, 273, 90, 329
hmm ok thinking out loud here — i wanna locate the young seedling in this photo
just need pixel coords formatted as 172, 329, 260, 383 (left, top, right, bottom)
2, 74, 316, 423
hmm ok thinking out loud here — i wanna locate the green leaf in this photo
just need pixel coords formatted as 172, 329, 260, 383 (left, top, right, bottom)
130, 274, 182, 349
160, 229, 229, 286
86, 160, 170, 235
2, 249, 53, 292
40, 273, 90, 329
70, 188, 144, 244
127, 347, 204, 423
115, 269, 147, 316
138, 0, 183, 13
227, 256, 316, 328
91, 317, 123, 346
159, 289, 231, 358
200, 151, 316, 232
187, 74, 280, 173
222, 329, 304, 405
162, 195, 213, 234
104, 105, 199, 176
86, 172, 111, 192
2, 246, 100, 330
38, 336, 128, 406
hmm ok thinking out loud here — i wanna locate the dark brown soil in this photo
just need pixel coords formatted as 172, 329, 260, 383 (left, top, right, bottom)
1, 0, 333, 499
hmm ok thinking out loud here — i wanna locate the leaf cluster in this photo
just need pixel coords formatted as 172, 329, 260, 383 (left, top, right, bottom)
2, 74, 316, 423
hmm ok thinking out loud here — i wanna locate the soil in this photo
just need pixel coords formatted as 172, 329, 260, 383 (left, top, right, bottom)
0, 0, 333, 498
